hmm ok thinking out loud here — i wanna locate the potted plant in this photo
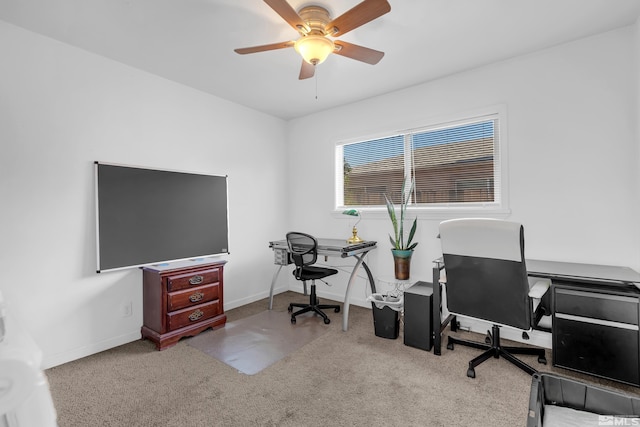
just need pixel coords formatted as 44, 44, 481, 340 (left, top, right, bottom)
385, 178, 418, 280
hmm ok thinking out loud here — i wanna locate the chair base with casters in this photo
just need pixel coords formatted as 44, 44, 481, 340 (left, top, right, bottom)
447, 323, 547, 378
288, 280, 340, 324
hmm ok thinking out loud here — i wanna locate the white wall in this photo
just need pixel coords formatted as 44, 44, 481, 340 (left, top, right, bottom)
285, 25, 640, 310
2, 18, 639, 367
0, 21, 289, 368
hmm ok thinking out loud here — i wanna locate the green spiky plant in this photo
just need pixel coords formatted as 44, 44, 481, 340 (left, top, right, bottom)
384, 178, 418, 251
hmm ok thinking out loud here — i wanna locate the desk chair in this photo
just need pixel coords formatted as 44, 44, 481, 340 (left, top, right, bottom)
286, 232, 341, 325
439, 218, 549, 378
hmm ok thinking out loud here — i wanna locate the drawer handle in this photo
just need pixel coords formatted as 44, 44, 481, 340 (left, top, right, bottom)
189, 292, 204, 303
188, 309, 204, 321
189, 275, 204, 285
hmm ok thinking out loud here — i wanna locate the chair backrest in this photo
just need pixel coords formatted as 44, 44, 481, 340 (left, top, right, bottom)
286, 232, 318, 279
439, 218, 531, 330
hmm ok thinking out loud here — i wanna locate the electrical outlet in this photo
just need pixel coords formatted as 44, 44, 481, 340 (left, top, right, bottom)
122, 301, 133, 317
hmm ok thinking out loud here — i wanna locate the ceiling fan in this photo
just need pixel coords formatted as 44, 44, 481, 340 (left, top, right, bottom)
234, 0, 391, 80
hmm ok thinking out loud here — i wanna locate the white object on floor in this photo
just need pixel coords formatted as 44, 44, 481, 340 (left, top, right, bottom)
0, 291, 58, 427
542, 405, 601, 427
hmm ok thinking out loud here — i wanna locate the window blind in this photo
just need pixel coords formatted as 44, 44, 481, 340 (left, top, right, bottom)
338, 114, 501, 208
411, 118, 499, 205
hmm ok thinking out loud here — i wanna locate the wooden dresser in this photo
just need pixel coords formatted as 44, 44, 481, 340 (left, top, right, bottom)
141, 260, 227, 350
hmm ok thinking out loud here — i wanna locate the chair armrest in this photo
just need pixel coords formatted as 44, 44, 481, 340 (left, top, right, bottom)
528, 280, 550, 299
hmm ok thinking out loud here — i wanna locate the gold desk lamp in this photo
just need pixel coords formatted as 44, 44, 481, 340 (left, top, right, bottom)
342, 209, 363, 244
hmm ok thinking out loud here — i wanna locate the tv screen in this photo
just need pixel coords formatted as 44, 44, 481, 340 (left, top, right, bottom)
95, 162, 229, 272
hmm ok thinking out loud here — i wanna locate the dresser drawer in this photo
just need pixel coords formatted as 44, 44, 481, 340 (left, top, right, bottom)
555, 288, 639, 325
167, 283, 220, 312
166, 300, 221, 331
166, 268, 220, 292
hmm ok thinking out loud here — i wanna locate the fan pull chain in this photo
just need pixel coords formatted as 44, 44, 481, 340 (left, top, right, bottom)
315, 66, 319, 100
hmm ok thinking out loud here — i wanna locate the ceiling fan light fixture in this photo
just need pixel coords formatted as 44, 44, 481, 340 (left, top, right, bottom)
294, 35, 335, 65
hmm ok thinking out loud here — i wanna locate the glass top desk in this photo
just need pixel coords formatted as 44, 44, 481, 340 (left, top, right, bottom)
268, 238, 377, 331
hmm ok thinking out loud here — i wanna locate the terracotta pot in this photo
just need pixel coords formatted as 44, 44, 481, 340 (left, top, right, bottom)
391, 249, 413, 280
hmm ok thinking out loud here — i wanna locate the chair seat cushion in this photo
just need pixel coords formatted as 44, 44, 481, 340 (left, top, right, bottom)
294, 265, 338, 281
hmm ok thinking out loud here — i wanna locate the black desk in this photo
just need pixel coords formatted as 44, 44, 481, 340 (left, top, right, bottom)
526, 259, 640, 287
432, 259, 640, 382
525, 260, 640, 386
268, 239, 377, 331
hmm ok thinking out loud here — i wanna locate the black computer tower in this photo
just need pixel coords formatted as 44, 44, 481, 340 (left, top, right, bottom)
404, 281, 433, 351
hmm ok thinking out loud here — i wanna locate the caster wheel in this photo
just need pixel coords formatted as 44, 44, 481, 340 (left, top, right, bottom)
324, 317, 331, 325
334, 307, 341, 313
447, 343, 454, 350
291, 316, 296, 324
288, 305, 293, 313
538, 356, 547, 365
467, 368, 476, 378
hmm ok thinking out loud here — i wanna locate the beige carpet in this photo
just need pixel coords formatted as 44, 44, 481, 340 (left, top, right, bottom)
188, 310, 329, 375
45, 292, 640, 427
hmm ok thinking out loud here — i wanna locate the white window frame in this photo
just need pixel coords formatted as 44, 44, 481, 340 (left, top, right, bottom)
334, 105, 510, 219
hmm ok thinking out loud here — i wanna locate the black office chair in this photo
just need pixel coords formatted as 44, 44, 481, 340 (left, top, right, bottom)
286, 232, 341, 325
439, 218, 550, 378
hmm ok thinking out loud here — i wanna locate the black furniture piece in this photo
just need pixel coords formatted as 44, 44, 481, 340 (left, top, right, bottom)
286, 232, 341, 325
552, 281, 640, 386
527, 372, 640, 426
403, 281, 433, 351
370, 294, 401, 339
526, 259, 640, 386
439, 218, 549, 378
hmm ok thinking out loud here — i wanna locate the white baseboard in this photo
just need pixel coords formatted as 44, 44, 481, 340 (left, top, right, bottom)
452, 317, 552, 349
287, 284, 372, 309
42, 331, 142, 369
289, 287, 552, 350
44, 287, 292, 369
224, 285, 289, 311
44, 287, 550, 369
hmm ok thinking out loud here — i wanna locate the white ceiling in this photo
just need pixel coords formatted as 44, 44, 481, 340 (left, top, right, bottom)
2, 0, 640, 120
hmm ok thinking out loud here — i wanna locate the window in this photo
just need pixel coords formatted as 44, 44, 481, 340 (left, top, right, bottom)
336, 111, 506, 213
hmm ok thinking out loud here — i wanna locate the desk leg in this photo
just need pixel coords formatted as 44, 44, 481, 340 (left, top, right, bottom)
432, 265, 454, 355
268, 265, 284, 310
342, 254, 376, 332
431, 266, 442, 356
433, 265, 442, 355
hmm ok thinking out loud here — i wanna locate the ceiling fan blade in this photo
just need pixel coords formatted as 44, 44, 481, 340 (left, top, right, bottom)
299, 60, 315, 80
234, 41, 294, 55
334, 41, 384, 65
263, 0, 307, 34
325, 0, 391, 37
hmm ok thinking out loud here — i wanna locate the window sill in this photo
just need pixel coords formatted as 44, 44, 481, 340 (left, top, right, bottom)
332, 207, 512, 221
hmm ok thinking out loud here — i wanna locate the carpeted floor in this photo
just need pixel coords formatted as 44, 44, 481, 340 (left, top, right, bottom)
45, 292, 640, 427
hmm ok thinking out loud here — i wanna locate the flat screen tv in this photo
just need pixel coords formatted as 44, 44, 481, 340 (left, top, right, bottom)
95, 162, 229, 272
